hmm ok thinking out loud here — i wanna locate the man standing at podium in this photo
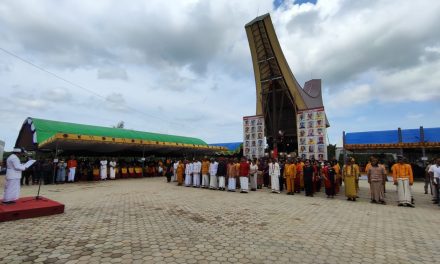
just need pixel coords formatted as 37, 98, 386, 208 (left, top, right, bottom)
2, 147, 31, 204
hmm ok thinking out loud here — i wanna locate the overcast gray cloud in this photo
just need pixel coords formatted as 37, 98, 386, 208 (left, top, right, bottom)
97, 67, 128, 80
0, 0, 439, 149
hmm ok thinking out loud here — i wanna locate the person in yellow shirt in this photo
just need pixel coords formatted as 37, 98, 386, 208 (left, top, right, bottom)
342, 158, 360, 201
201, 158, 210, 188
392, 156, 414, 207
176, 160, 185, 186
284, 159, 296, 195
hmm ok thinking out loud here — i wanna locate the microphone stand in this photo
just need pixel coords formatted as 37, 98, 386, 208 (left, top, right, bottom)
35, 167, 43, 200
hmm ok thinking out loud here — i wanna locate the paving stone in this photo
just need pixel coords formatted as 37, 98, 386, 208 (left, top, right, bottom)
1, 178, 439, 264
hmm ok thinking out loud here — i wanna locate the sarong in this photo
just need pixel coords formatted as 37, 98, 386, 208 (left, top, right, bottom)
344, 176, 357, 198
202, 174, 209, 187
397, 179, 411, 204
271, 175, 279, 192
218, 176, 225, 188
250, 174, 257, 190
228, 178, 236, 191
370, 181, 384, 201
68, 167, 76, 182
240, 177, 249, 192
193, 173, 201, 187
209, 175, 218, 189
184, 174, 192, 186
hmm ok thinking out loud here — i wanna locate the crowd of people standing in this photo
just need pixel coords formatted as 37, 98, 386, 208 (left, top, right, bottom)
169, 157, 345, 197
166, 155, 438, 208
4, 147, 439, 209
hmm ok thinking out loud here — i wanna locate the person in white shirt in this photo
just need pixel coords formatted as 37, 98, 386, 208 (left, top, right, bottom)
172, 161, 179, 182
109, 159, 117, 180
269, 158, 281, 193
424, 160, 433, 195
249, 159, 259, 191
2, 148, 29, 204
184, 160, 193, 187
428, 158, 440, 206
209, 159, 218, 190
100, 159, 108, 180
192, 159, 201, 188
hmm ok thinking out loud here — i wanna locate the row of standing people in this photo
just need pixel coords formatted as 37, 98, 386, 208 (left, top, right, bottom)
169, 156, 423, 208
21, 157, 166, 185
167, 157, 344, 196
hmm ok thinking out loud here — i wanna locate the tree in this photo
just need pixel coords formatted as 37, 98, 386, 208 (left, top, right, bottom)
327, 144, 336, 160
113, 121, 125, 129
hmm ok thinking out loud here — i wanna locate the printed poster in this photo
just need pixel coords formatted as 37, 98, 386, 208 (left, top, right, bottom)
297, 108, 327, 160
243, 115, 265, 159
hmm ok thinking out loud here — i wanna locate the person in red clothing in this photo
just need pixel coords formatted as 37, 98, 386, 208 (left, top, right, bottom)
313, 160, 321, 192
67, 155, 77, 183
239, 158, 250, 193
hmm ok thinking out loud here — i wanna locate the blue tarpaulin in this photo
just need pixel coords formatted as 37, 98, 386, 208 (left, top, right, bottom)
345, 127, 440, 145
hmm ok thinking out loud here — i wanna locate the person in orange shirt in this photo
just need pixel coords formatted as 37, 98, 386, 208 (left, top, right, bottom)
201, 158, 210, 188
227, 159, 237, 192
234, 159, 241, 190
284, 159, 296, 195
392, 156, 414, 207
67, 155, 77, 183
176, 160, 185, 186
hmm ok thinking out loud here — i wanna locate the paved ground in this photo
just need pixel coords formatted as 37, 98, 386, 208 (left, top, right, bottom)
1, 176, 439, 264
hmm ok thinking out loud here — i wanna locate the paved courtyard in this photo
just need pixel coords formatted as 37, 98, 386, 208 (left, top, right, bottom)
1, 176, 440, 264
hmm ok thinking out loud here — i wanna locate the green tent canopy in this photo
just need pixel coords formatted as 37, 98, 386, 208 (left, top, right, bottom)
15, 117, 226, 155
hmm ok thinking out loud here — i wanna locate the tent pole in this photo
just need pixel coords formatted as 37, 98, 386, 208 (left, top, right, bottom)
142, 146, 145, 178
35, 150, 43, 200
52, 142, 59, 186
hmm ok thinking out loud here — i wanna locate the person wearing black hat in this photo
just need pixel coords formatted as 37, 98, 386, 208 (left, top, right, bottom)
2, 147, 34, 204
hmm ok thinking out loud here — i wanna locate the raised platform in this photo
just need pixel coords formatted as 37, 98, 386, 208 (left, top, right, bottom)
0, 197, 65, 222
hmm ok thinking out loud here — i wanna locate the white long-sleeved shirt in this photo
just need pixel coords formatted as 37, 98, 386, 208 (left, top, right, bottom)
209, 162, 218, 176
250, 164, 258, 176
109, 161, 117, 168
269, 162, 280, 178
6, 154, 26, 180
100, 160, 108, 168
185, 163, 193, 175
429, 164, 440, 179
192, 161, 201, 174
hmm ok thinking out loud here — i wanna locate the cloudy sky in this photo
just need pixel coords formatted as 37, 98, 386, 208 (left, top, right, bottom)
1, 0, 439, 150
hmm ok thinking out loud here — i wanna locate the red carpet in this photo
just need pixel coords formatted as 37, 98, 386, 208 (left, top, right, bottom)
0, 197, 65, 222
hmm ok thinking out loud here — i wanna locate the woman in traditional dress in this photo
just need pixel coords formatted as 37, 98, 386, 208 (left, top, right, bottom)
342, 158, 360, 201
323, 161, 336, 198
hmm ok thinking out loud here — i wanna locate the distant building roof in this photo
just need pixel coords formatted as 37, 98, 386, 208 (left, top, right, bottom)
344, 127, 440, 150
209, 142, 242, 152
